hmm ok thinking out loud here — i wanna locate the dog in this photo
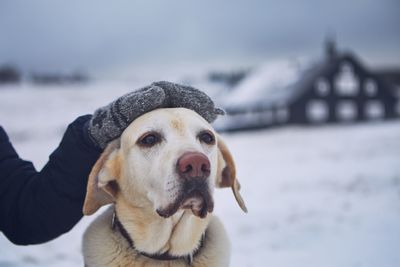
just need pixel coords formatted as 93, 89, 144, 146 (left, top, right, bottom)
82, 107, 247, 267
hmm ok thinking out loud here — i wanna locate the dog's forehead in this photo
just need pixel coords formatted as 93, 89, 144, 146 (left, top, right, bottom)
122, 108, 211, 139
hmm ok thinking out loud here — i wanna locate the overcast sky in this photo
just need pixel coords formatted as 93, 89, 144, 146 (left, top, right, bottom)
0, 0, 399, 76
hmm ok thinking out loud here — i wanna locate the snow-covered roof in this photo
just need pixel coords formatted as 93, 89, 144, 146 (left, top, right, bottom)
222, 60, 305, 111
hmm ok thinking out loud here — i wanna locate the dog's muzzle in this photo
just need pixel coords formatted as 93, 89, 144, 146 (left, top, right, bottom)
156, 152, 214, 219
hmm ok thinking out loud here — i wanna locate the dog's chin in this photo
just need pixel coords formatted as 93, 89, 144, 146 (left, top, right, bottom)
181, 191, 214, 218
156, 190, 214, 219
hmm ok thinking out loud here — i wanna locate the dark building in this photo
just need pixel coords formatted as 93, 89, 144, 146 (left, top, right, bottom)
375, 68, 400, 96
0, 65, 21, 84
218, 40, 400, 132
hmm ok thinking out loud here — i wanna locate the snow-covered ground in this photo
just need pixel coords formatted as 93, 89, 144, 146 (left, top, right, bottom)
0, 83, 400, 267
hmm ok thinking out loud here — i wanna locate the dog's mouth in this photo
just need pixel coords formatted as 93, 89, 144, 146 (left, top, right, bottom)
156, 181, 214, 219
181, 190, 213, 218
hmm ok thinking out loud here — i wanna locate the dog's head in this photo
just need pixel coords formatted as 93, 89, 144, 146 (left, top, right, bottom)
83, 108, 247, 218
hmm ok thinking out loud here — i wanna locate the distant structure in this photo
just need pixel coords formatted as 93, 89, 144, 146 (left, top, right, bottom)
218, 39, 400, 131
375, 68, 400, 96
0, 65, 21, 84
0, 65, 89, 86
208, 69, 250, 87
31, 71, 88, 85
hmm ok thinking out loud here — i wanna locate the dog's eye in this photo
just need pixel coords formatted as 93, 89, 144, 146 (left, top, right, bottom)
138, 133, 161, 147
198, 131, 215, 145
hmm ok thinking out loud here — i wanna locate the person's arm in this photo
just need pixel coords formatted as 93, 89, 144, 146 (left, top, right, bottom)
0, 115, 101, 245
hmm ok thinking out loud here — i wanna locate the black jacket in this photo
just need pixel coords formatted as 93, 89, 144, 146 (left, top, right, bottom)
0, 115, 101, 245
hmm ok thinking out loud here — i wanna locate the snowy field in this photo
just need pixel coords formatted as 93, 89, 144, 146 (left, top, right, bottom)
0, 83, 400, 267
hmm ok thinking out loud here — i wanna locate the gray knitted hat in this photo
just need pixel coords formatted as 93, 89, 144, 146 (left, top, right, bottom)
88, 81, 224, 148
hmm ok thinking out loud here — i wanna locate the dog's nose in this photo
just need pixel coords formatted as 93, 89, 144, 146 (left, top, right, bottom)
177, 152, 211, 179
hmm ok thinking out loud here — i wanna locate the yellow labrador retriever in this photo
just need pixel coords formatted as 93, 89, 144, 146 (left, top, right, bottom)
82, 108, 247, 267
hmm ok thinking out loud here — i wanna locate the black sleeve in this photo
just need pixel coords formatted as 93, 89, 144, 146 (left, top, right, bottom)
0, 115, 102, 245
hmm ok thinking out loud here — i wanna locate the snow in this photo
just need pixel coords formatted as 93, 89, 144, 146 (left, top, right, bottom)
1, 83, 400, 267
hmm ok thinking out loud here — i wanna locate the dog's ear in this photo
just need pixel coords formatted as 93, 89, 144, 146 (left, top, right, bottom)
83, 139, 122, 215
216, 135, 248, 213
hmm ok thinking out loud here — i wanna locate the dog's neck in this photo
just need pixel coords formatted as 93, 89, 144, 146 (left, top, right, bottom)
114, 196, 211, 257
